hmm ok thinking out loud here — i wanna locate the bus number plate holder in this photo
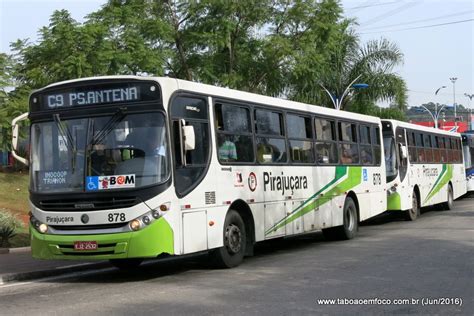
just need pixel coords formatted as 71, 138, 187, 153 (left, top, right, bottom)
74, 241, 98, 251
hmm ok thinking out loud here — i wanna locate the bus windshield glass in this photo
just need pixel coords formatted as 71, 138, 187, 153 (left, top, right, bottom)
30, 112, 169, 193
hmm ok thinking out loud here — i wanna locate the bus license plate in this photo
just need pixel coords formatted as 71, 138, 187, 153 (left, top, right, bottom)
74, 241, 98, 251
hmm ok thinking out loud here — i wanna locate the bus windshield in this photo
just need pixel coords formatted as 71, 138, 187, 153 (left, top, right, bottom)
30, 112, 169, 193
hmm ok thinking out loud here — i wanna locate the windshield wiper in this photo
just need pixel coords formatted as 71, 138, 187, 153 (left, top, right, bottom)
91, 107, 127, 146
53, 113, 77, 172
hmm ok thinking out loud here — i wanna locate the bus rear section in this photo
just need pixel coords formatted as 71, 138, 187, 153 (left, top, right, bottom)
382, 120, 466, 220
462, 132, 474, 192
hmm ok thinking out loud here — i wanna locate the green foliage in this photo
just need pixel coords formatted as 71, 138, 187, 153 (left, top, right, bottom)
0, 0, 408, 135
0, 210, 23, 248
379, 107, 406, 121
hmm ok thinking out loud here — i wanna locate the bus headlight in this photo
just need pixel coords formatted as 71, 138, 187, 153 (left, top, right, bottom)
38, 223, 48, 234
30, 215, 48, 234
129, 219, 141, 231
151, 210, 161, 219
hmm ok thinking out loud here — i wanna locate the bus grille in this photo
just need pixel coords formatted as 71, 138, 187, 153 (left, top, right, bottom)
49, 223, 126, 231
39, 196, 138, 212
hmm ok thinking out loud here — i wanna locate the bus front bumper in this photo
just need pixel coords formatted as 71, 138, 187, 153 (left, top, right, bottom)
30, 218, 174, 260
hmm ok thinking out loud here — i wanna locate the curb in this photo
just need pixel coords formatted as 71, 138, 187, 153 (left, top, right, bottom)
0, 261, 110, 285
0, 247, 31, 255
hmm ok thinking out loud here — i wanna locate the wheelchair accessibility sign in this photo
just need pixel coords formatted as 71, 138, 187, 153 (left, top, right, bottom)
86, 174, 135, 191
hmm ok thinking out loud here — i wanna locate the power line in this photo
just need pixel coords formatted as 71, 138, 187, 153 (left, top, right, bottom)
360, 2, 419, 27
346, 1, 398, 11
360, 18, 474, 34
360, 10, 474, 31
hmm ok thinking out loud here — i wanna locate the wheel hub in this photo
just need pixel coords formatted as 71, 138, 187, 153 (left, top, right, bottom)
225, 224, 242, 254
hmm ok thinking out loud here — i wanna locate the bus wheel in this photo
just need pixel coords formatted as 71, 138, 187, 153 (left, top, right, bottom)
210, 210, 246, 268
323, 197, 358, 240
109, 258, 143, 270
444, 184, 454, 210
405, 191, 419, 221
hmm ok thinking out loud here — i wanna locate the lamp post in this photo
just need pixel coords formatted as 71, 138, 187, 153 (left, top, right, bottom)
465, 93, 474, 130
320, 74, 368, 110
449, 77, 457, 127
435, 86, 447, 120
465, 93, 474, 106
419, 104, 446, 129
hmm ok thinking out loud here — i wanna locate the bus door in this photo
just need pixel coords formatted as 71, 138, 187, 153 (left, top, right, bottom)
395, 127, 408, 184
170, 95, 211, 254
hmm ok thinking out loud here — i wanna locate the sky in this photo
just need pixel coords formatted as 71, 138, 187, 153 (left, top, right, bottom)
0, 0, 473, 109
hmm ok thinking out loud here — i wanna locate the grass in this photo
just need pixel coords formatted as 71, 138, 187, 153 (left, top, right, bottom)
0, 172, 30, 248
9, 226, 30, 248
0, 171, 29, 214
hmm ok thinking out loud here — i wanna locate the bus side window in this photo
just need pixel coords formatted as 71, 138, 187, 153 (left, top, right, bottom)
338, 121, 359, 164
373, 126, 381, 165
215, 103, 254, 163
359, 125, 373, 165
407, 131, 417, 163
255, 109, 287, 164
287, 113, 314, 163
315, 118, 338, 164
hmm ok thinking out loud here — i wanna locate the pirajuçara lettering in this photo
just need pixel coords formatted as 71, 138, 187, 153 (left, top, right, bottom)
263, 172, 308, 195
46, 216, 74, 224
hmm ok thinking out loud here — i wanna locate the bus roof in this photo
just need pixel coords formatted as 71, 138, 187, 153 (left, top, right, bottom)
37, 75, 381, 124
382, 119, 462, 137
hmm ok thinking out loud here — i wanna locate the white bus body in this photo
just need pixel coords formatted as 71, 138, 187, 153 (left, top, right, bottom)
14, 76, 387, 268
382, 119, 466, 220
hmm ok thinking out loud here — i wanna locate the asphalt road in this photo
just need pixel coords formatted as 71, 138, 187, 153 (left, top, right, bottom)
1, 196, 473, 315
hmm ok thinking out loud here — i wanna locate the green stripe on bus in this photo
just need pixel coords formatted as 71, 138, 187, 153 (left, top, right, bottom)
423, 164, 453, 205
265, 166, 362, 235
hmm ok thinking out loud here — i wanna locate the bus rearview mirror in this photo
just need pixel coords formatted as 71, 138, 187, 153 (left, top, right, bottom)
399, 144, 407, 159
11, 112, 30, 166
182, 125, 195, 151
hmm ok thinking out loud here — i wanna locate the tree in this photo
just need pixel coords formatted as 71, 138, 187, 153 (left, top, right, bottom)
7, 0, 408, 115
290, 19, 407, 114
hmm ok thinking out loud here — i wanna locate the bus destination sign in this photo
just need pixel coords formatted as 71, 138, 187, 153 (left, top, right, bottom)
31, 81, 161, 111
46, 86, 140, 108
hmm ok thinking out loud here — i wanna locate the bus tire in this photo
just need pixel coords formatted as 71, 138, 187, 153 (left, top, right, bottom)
210, 210, 246, 268
109, 258, 143, 270
444, 184, 454, 210
323, 197, 358, 240
405, 190, 419, 221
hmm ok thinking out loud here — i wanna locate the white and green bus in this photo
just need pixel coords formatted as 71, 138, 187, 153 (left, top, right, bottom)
12, 76, 388, 268
382, 120, 466, 220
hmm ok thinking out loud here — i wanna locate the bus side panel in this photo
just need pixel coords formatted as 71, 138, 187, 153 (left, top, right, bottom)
454, 163, 468, 198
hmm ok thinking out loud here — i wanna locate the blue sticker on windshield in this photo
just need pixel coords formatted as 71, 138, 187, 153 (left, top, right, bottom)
86, 176, 99, 191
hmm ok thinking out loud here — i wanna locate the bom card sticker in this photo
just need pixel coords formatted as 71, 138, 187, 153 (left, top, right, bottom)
86, 174, 135, 191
